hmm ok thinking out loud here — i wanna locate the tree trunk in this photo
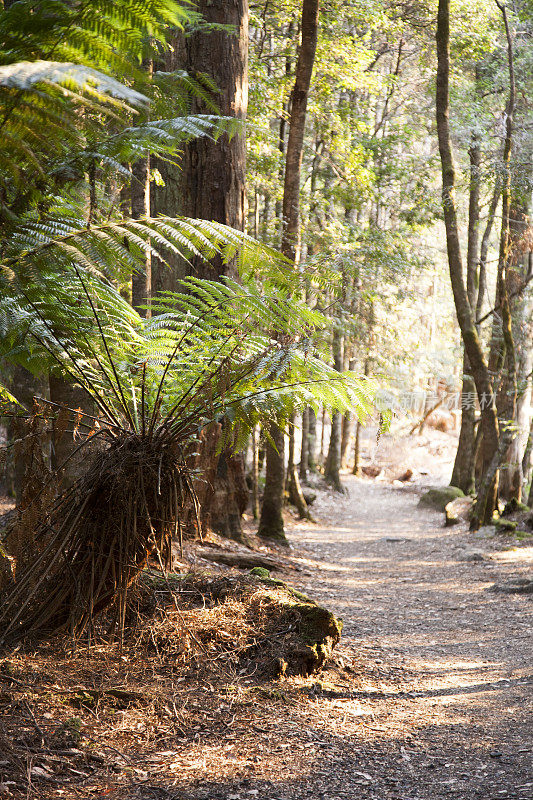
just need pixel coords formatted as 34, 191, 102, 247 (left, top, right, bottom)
258, 422, 287, 542
260, 0, 319, 537
450, 355, 477, 494
485, 3, 517, 503
436, 0, 500, 528
319, 406, 326, 464
287, 413, 309, 518
131, 156, 151, 315
340, 409, 352, 469
352, 418, 362, 476
280, 0, 319, 265
7, 367, 48, 503
451, 135, 480, 495
325, 325, 344, 492
49, 375, 94, 490
299, 407, 309, 480
308, 406, 317, 472
251, 424, 260, 519
498, 198, 532, 500
152, 1, 250, 542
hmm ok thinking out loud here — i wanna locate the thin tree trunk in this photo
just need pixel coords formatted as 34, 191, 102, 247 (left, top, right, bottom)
287, 413, 309, 518
352, 417, 362, 477
436, 0, 500, 528
486, 2, 517, 502
131, 156, 151, 316
476, 181, 501, 322
280, 0, 319, 265
299, 407, 309, 480
308, 407, 317, 471
251, 424, 260, 520
258, 422, 286, 542
451, 134, 480, 494
260, 0, 319, 538
319, 406, 326, 464
340, 409, 352, 469
325, 325, 344, 492
499, 199, 531, 499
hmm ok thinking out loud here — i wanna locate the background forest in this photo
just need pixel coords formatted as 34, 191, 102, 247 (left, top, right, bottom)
0, 0, 532, 636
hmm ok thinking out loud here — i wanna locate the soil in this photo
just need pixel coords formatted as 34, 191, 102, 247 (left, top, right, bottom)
1, 429, 532, 800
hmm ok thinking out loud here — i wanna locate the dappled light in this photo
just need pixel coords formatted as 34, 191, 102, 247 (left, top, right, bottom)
0, 0, 532, 798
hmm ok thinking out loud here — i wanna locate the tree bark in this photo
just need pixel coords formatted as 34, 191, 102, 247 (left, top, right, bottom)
251, 424, 260, 519
258, 422, 287, 542
352, 418, 362, 476
152, 2, 251, 542
180, 0, 248, 278
287, 413, 309, 518
7, 367, 48, 503
280, 0, 320, 265
325, 325, 344, 492
260, 0, 320, 538
308, 406, 317, 471
485, 2, 517, 502
499, 199, 532, 499
49, 375, 94, 489
450, 135, 480, 495
436, 0, 500, 528
299, 407, 309, 480
131, 156, 151, 315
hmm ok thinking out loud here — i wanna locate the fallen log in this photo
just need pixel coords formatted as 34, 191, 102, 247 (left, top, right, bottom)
195, 548, 284, 571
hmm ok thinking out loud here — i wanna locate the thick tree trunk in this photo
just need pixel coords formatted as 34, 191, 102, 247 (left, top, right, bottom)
352, 418, 362, 476
152, 2, 250, 542
258, 422, 286, 542
180, 5, 248, 277
436, 0, 500, 528
319, 406, 326, 464
49, 376, 95, 490
7, 367, 48, 503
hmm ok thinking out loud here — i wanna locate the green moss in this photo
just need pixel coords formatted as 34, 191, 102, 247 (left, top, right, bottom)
250, 566, 271, 580
141, 569, 186, 589
502, 498, 530, 517
419, 486, 465, 511
250, 568, 315, 604
495, 518, 517, 533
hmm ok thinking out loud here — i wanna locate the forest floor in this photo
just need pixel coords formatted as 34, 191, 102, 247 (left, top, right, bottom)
1, 428, 532, 800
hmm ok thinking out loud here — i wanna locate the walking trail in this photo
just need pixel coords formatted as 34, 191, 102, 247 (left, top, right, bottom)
280, 475, 533, 800
187, 474, 532, 800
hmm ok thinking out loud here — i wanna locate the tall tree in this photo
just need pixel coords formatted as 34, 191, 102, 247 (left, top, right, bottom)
435, 0, 500, 527
152, 1, 251, 541
258, 0, 320, 540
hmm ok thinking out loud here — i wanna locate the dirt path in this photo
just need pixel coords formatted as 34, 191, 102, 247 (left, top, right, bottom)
278, 475, 533, 800
163, 475, 531, 800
